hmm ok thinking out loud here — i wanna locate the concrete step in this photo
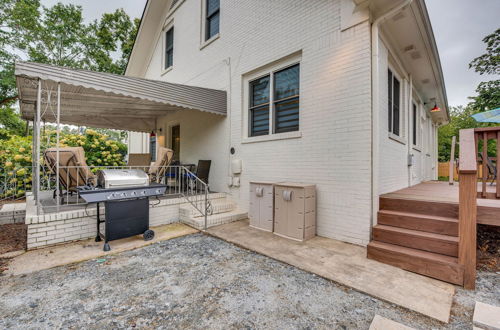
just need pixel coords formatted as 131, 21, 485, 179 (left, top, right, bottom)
180, 199, 237, 218
180, 208, 248, 230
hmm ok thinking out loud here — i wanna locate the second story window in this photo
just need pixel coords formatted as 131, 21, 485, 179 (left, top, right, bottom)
165, 27, 174, 69
205, 0, 219, 40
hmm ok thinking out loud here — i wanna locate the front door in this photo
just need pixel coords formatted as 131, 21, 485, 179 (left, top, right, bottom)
171, 125, 180, 161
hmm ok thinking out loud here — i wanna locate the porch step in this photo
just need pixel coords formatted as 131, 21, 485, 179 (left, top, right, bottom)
179, 199, 237, 218
373, 225, 458, 257
378, 210, 459, 236
380, 197, 459, 218
367, 241, 463, 285
180, 208, 248, 230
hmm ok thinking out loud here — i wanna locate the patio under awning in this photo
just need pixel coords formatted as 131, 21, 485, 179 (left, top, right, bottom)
15, 61, 227, 132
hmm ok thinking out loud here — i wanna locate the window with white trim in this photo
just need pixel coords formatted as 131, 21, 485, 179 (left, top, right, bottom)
205, 0, 219, 41
164, 26, 174, 69
388, 69, 401, 136
249, 64, 300, 137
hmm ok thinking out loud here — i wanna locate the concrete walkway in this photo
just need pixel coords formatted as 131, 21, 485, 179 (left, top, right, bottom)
207, 220, 455, 323
4, 223, 198, 276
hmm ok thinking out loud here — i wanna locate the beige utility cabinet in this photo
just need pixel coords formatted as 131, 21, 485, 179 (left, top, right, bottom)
274, 182, 316, 241
249, 181, 274, 232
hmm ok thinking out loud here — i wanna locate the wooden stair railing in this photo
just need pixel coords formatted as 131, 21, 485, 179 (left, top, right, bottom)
474, 127, 500, 199
458, 128, 477, 289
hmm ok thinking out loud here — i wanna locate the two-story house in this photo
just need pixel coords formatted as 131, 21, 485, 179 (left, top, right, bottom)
126, 0, 448, 249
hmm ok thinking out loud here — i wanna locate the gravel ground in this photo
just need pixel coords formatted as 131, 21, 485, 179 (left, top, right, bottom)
0, 233, 498, 329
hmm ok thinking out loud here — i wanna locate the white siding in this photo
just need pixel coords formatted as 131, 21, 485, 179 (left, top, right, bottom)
377, 38, 439, 195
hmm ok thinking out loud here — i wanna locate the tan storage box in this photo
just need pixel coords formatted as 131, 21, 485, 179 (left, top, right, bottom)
274, 182, 316, 241
249, 181, 274, 232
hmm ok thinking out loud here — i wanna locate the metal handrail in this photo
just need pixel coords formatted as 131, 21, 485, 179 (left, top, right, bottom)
1, 165, 212, 227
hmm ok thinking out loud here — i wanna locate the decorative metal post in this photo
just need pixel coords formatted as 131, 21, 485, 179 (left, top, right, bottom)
56, 82, 61, 210
35, 79, 42, 215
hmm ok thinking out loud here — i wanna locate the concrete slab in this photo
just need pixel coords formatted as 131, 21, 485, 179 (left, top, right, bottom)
4, 223, 198, 276
369, 315, 414, 330
474, 301, 500, 330
207, 220, 455, 323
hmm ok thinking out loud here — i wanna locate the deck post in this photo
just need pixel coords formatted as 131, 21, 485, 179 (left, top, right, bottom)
449, 136, 456, 185
482, 132, 487, 198
458, 128, 477, 289
497, 131, 500, 198
458, 172, 477, 289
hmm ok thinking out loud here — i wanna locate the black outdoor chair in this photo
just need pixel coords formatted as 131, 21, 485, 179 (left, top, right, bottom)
184, 160, 211, 192
478, 153, 497, 185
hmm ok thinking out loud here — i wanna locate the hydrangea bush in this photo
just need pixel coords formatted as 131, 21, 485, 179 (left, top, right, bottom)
0, 129, 127, 199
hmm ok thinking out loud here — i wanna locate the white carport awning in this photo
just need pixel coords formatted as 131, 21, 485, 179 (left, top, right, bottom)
15, 61, 227, 132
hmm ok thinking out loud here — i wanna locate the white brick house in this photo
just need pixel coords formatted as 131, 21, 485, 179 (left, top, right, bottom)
126, 0, 448, 246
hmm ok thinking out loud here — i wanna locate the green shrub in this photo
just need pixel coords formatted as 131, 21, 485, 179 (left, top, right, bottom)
0, 129, 127, 199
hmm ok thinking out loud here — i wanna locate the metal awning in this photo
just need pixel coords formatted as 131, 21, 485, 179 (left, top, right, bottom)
15, 61, 227, 132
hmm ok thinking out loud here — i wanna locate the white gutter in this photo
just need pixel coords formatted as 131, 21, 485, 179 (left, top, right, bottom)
371, 0, 413, 230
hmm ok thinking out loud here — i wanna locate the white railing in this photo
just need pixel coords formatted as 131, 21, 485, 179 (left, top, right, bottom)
2, 165, 211, 228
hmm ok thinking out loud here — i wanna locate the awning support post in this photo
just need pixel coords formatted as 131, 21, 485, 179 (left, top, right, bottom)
35, 78, 42, 215
56, 82, 61, 211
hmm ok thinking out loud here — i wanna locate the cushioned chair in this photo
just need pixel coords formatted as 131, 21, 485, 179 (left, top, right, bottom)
148, 147, 174, 183
44, 147, 96, 199
127, 153, 151, 172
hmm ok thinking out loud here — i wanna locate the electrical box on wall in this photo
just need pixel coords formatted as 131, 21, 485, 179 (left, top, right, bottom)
407, 154, 415, 167
231, 159, 242, 174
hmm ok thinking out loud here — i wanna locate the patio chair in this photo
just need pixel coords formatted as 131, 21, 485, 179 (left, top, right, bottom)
44, 147, 96, 199
127, 153, 151, 172
148, 147, 174, 183
184, 160, 211, 192
478, 153, 497, 185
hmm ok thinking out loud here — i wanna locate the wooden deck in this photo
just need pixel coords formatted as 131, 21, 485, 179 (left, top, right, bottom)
381, 181, 500, 226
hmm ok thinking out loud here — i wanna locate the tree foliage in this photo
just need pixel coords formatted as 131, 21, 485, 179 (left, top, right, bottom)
438, 28, 500, 162
469, 28, 500, 75
0, 0, 139, 108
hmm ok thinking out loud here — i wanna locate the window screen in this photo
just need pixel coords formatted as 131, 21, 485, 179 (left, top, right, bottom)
249, 75, 270, 136
388, 69, 400, 136
165, 27, 174, 69
274, 64, 300, 133
206, 0, 220, 40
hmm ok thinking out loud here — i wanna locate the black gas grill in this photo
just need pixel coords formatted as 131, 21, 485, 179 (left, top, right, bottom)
77, 169, 167, 251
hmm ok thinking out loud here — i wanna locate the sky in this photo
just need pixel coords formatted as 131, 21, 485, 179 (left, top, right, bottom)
40, 0, 499, 108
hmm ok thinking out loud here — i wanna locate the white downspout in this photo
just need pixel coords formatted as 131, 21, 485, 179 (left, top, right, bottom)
371, 0, 413, 230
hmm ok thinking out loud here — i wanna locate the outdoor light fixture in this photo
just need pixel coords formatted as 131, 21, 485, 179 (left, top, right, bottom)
430, 103, 440, 112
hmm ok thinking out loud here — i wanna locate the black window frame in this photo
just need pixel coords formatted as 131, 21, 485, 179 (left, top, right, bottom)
205, 0, 220, 41
165, 26, 174, 69
249, 75, 271, 137
412, 102, 417, 146
248, 63, 300, 137
388, 69, 400, 136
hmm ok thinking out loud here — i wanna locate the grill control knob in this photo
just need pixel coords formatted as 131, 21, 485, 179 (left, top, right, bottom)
131, 191, 137, 196
141, 190, 146, 195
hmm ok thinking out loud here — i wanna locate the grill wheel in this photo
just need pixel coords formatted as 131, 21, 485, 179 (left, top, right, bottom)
143, 229, 155, 241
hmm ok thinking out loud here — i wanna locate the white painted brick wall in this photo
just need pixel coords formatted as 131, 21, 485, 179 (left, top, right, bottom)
132, 0, 373, 245
25, 193, 227, 250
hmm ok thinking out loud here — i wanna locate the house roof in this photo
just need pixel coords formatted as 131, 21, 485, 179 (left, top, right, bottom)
15, 61, 227, 132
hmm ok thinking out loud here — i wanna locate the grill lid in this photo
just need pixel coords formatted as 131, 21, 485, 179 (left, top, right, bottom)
97, 169, 149, 188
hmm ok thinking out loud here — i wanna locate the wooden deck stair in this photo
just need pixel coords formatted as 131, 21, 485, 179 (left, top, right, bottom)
367, 196, 464, 285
